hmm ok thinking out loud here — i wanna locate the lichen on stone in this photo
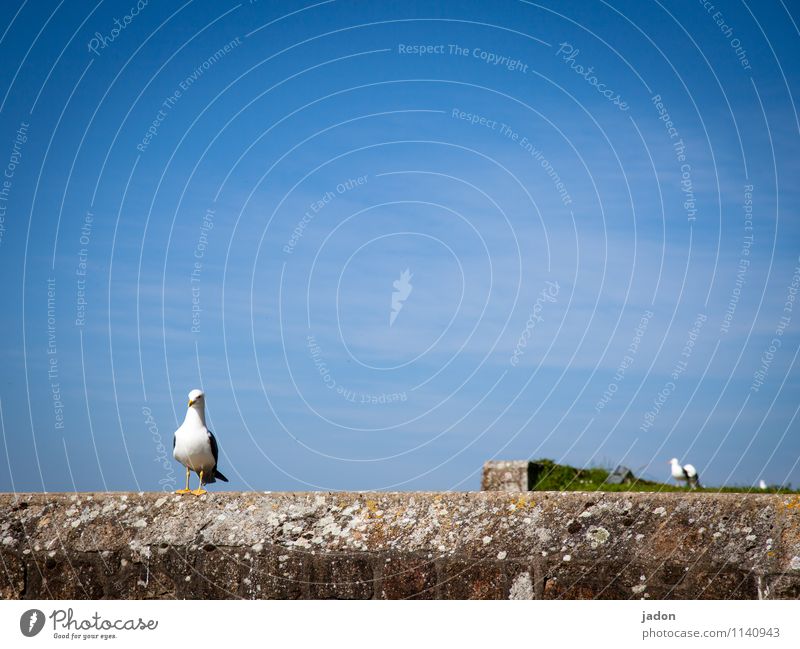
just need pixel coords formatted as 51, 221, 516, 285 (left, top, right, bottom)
509, 572, 534, 599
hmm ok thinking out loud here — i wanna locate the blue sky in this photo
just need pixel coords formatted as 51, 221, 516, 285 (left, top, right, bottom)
0, 0, 798, 492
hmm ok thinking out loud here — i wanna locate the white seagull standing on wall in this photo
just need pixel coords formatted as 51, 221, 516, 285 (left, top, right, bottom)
669, 458, 701, 489
173, 389, 229, 495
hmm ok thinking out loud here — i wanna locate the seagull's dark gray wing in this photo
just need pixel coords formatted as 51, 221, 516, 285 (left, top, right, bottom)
208, 430, 219, 465
207, 430, 229, 482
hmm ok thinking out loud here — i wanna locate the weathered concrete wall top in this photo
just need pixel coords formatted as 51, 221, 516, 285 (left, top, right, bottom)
2, 491, 799, 599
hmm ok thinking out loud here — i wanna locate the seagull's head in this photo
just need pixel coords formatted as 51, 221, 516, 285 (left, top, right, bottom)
187, 389, 205, 408
668, 458, 680, 465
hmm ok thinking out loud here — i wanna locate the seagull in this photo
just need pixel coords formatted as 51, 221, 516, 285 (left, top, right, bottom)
758, 479, 768, 490
669, 458, 701, 489
173, 389, 228, 495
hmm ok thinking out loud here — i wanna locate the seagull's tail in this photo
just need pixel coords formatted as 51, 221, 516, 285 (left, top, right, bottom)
214, 468, 229, 482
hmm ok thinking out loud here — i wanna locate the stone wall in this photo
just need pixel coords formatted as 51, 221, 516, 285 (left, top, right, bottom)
480, 461, 532, 491
1, 491, 799, 599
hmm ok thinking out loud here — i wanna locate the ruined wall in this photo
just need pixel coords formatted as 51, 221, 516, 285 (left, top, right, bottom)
1, 491, 799, 599
480, 461, 532, 491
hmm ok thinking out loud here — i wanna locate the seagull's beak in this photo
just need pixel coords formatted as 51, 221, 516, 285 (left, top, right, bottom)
188, 399, 194, 407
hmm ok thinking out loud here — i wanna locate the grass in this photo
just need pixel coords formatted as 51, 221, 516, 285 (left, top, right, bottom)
528, 459, 798, 494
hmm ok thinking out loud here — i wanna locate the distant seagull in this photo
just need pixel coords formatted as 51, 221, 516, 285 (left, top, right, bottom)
758, 479, 768, 490
669, 458, 701, 489
390, 268, 413, 326
173, 389, 228, 495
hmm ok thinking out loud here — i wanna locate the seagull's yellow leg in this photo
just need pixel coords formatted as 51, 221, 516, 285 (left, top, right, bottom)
192, 470, 207, 496
175, 467, 191, 494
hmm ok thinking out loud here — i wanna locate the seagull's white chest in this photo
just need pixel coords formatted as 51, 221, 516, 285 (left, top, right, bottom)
671, 463, 687, 481
173, 421, 215, 472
